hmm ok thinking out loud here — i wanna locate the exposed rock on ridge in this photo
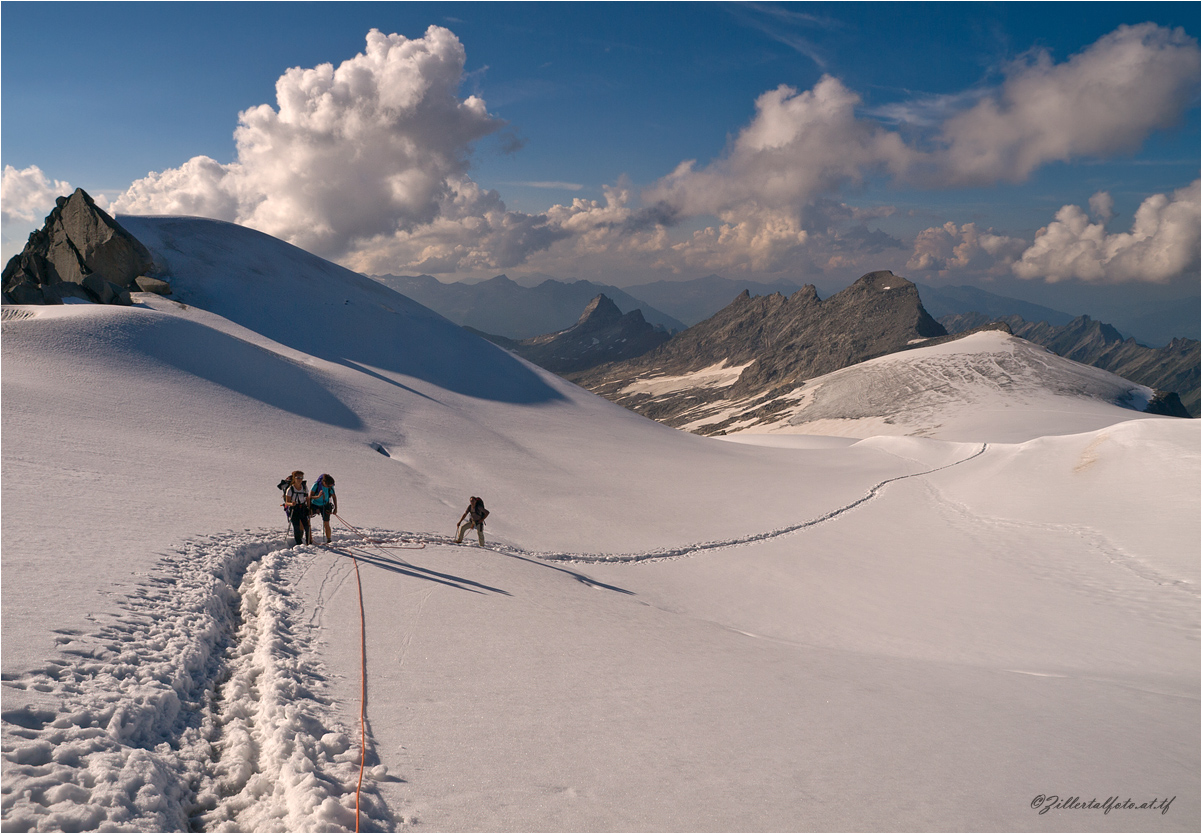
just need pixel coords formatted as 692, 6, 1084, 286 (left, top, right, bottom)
2, 189, 163, 305
569, 270, 948, 433
942, 312, 1199, 417
473, 294, 671, 374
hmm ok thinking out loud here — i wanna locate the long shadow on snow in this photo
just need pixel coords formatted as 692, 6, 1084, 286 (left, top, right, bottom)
493, 549, 635, 596
138, 314, 363, 428
328, 545, 511, 596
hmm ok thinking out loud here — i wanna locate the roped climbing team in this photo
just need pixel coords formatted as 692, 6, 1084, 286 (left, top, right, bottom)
280, 470, 488, 548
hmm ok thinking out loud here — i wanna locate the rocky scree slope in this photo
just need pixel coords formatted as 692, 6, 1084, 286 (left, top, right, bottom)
2, 189, 172, 305
942, 312, 1199, 417
472, 294, 671, 374
568, 271, 947, 433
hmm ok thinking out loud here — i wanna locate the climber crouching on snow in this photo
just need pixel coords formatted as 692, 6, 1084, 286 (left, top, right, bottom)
454, 496, 489, 546
283, 470, 313, 545
310, 474, 338, 544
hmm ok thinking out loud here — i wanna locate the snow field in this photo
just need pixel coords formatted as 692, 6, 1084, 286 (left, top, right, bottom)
3, 215, 1197, 831
726, 331, 1164, 442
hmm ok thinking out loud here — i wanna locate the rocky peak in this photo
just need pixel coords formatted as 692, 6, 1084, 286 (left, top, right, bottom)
789, 284, 820, 305
852, 270, 907, 291
3, 188, 164, 305
573, 294, 625, 330
475, 293, 670, 374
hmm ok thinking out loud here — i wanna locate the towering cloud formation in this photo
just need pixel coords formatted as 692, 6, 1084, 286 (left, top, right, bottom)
113, 27, 506, 261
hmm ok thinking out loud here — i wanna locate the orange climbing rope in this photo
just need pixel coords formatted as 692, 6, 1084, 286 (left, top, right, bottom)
352, 550, 367, 833
326, 513, 430, 831
329, 511, 427, 832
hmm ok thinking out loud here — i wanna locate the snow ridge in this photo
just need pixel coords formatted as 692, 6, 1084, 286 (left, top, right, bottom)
0, 534, 388, 833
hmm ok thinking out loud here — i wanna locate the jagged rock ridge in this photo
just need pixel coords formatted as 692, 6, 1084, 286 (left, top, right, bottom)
2, 189, 167, 305
473, 294, 670, 374
569, 270, 948, 433
942, 312, 1199, 417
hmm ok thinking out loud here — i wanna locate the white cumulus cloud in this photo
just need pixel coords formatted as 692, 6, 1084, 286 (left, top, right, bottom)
644, 76, 913, 220
1, 165, 73, 228
931, 23, 1199, 185
340, 177, 569, 275
906, 222, 1027, 277
1012, 180, 1201, 284
633, 23, 1197, 280
112, 27, 518, 267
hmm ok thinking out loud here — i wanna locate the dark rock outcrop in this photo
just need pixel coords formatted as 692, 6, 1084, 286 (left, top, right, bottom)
569, 270, 947, 432
942, 313, 1200, 417
2, 189, 160, 305
473, 294, 671, 374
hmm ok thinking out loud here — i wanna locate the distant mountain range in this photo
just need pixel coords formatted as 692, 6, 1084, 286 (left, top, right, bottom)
373, 271, 1196, 351
370, 273, 686, 339
568, 271, 948, 434
941, 312, 1200, 417
621, 274, 805, 326
371, 269, 1197, 423
913, 283, 1076, 328
471, 294, 670, 374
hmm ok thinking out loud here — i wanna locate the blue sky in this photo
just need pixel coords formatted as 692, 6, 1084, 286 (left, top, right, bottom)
2, 2, 1199, 332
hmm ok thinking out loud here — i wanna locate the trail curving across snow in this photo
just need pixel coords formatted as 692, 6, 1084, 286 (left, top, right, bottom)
361, 441, 990, 565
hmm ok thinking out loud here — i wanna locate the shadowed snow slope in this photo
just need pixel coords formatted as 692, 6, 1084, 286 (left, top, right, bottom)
2, 216, 1197, 831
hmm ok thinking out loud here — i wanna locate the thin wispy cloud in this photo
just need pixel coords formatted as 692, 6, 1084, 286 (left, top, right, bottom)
727, 2, 842, 69
863, 87, 993, 129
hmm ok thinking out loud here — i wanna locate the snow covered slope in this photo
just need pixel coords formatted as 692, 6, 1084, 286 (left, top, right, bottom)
720, 330, 1162, 442
2, 217, 1197, 831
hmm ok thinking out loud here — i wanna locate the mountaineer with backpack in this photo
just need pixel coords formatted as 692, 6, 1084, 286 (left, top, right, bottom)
310, 474, 338, 544
454, 496, 489, 546
282, 470, 313, 545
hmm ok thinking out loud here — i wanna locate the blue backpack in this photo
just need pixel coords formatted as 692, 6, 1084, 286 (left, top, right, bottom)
311, 475, 335, 507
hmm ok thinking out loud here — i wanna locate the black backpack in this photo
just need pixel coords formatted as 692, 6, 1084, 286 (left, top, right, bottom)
281, 478, 308, 519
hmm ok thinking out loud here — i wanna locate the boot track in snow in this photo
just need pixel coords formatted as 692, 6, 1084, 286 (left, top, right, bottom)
1, 534, 392, 833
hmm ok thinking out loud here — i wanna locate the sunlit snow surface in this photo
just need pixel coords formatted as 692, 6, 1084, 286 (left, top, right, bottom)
739, 331, 1158, 442
2, 217, 1198, 831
